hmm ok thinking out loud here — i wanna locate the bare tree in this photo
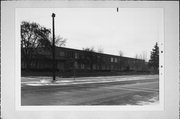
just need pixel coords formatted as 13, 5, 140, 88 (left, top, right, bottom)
135, 54, 139, 59
135, 51, 147, 61
50, 35, 67, 47
142, 51, 147, 61
97, 47, 104, 53
82, 47, 95, 52
119, 50, 124, 56
139, 54, 143, 60
21, 21, 67, 70
21, 21, 51, 69
135, 54, 144, 60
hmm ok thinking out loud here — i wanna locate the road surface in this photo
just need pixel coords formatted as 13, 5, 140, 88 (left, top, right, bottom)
21, 75, 159, 105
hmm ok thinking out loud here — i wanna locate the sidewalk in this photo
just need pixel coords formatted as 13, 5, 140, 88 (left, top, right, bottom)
21, 75, 158, 87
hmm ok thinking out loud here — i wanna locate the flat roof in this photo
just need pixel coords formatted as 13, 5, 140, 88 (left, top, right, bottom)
56, 47, 145, 61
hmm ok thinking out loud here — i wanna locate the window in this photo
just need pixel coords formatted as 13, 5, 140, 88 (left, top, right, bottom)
75, 52, 78, 59
93, 64, 96, 70
118, 58, 121, 62
74, 61, 78, 69
114, 58, 117, 63
102, 65, 105, 70
81, 64, 85, 69
58, 62, 64, 70
97, 65, 99, 70
68, 52, 73, 58
59, 51, 65, 57
111, 57, 113, 62
111, 65, 114, 70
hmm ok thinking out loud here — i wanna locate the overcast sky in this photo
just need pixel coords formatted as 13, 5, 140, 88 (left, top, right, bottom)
17, 8, 163, 61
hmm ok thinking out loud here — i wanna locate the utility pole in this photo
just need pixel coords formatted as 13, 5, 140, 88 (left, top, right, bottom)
52, 13, 56, 81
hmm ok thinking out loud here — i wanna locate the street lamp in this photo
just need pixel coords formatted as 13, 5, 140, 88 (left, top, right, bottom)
52, 13, 56, 81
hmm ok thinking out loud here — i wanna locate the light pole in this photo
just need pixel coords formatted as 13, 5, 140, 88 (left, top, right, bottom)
52, 13, 56, 81
73, 52, 76, 80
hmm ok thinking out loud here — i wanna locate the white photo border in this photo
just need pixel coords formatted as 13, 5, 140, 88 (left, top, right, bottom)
1, 1, 179, 119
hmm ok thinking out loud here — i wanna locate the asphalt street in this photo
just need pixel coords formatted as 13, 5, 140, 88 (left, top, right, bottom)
21, 75, 159, 105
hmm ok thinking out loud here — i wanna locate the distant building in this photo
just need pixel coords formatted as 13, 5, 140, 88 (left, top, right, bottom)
21, 47, 148, 76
